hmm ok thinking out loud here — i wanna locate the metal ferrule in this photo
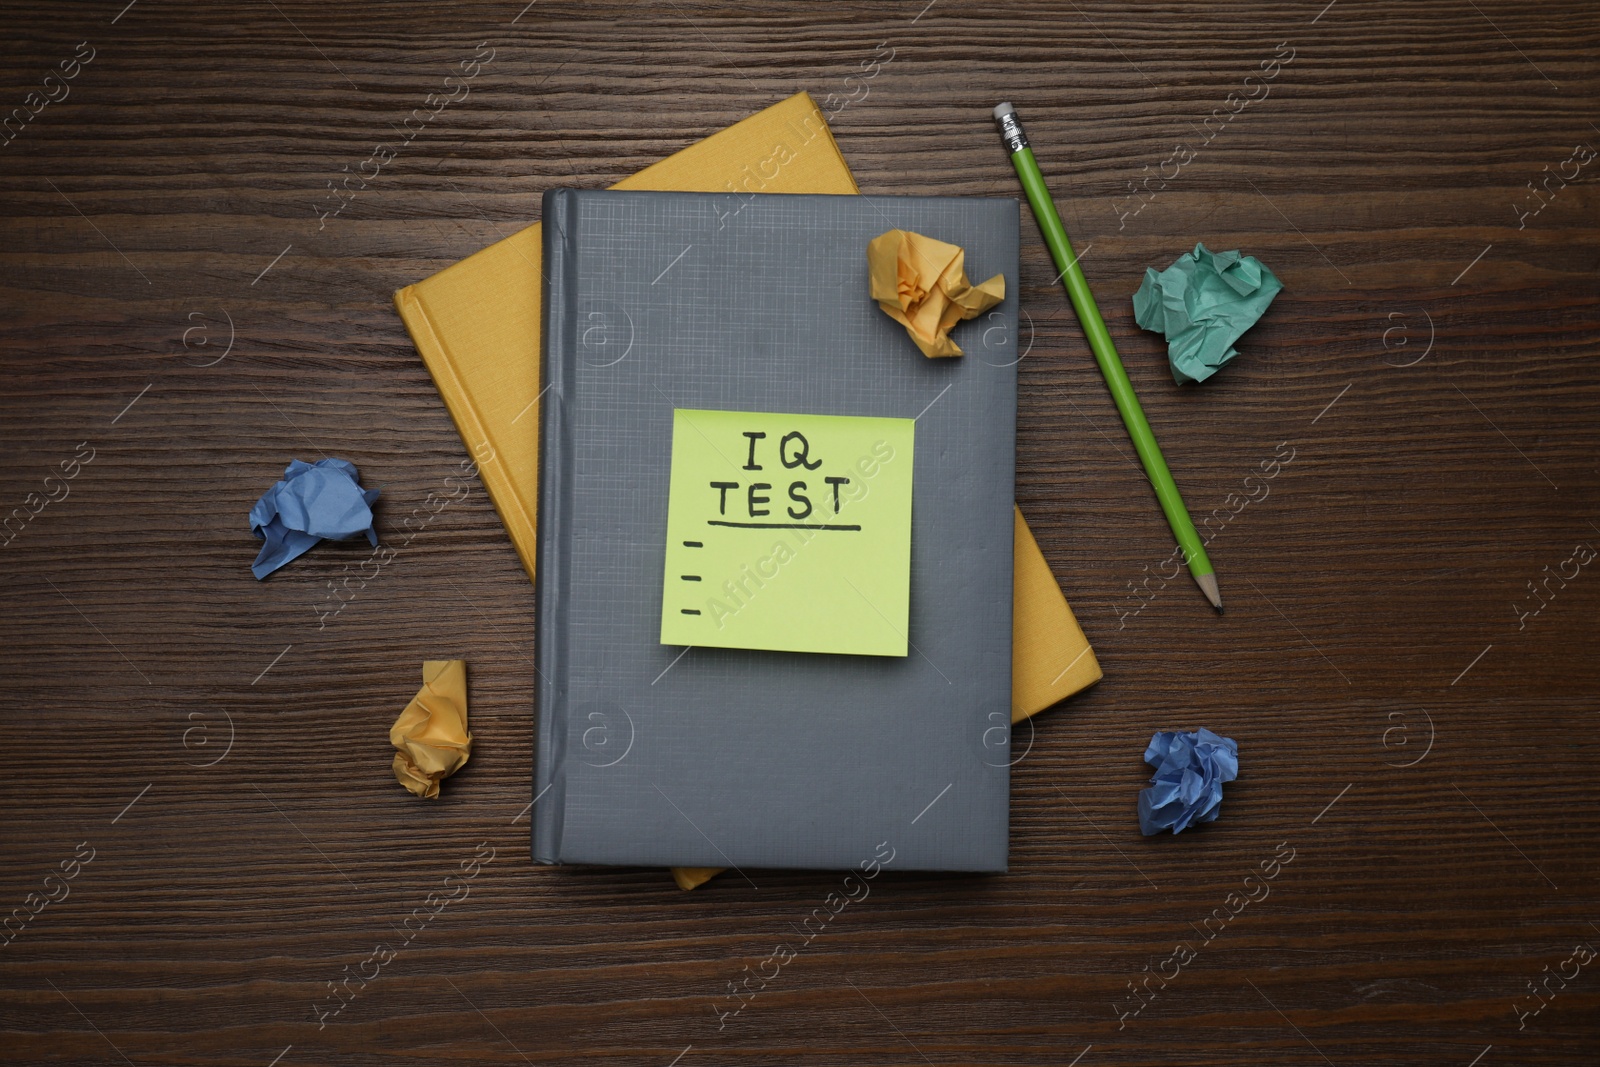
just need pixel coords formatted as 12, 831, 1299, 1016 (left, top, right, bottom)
996, 110, 1029, 154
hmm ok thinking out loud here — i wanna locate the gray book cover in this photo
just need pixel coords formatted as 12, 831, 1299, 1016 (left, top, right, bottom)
535, 188, 1018, 872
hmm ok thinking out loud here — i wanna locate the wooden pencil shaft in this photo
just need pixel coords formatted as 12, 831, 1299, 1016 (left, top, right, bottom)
997, 125, 1216, 592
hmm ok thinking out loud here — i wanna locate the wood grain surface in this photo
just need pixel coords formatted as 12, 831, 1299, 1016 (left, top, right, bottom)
2, 1, 1597, 1064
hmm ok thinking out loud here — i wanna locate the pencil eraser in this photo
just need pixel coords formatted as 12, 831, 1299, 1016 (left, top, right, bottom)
993, 102, 1015, 120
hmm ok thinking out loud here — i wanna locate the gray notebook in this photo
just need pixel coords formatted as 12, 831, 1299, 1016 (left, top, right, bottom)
535, 188, 1019, 871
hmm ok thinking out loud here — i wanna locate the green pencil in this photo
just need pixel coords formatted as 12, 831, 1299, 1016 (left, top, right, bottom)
993, 102, 1222, 613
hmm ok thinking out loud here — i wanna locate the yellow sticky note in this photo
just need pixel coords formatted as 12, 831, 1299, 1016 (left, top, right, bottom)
659, 409, 914, 657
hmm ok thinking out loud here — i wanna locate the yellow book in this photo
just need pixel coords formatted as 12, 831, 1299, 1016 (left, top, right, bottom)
393, 92, 1101, 887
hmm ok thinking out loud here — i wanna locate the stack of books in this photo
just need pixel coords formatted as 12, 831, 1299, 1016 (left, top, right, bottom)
394, 93, 1100, 884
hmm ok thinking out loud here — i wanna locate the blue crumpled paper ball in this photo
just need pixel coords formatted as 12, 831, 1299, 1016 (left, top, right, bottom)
1138, 727, 1238, 835
249, 458, 379, 579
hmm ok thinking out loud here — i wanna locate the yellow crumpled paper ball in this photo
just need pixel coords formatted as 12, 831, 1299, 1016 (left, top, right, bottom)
868, 228, 1005, 358
390, 660, 472, 799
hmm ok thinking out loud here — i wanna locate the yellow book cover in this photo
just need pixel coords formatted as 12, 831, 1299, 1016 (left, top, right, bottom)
393, 93, 1101, 885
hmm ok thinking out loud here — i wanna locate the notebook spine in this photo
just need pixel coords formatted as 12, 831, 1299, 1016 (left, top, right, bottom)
532, 189, 579, 864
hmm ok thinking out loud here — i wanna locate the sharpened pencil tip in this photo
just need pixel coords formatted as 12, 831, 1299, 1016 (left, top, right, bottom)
1195, 572, 1223, 613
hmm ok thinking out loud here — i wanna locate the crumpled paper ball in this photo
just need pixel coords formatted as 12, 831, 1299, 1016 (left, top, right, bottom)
868, 228, 1005, 358
1131, 242, 1282, 385
249, 458, 379, 579
391, 660, 472, 799
1138, 727, 1238, 835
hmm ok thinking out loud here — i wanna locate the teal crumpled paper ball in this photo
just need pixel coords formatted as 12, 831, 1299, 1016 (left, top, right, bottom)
1132, 243, 1282, 385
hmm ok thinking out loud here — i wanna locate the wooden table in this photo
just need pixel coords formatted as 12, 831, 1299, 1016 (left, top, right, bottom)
3, 2, 1596, 1063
